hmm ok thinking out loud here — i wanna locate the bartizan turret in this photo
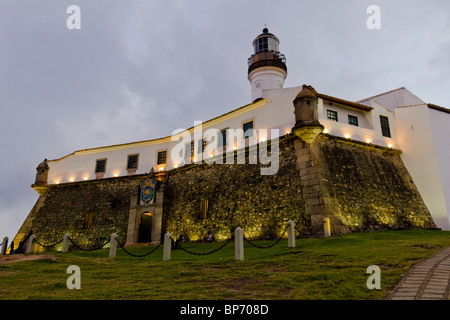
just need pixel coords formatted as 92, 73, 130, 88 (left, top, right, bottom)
292, 85, 324, 143
32, 159, 49, 195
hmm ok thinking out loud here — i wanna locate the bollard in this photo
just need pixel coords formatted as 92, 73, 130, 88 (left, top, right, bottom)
324, 217, 331, 238
62, 233, 70, 253
287, 220, 295, 249
1, 237, 8, 255
235, 227, 244, 261
109, 233, 117, 258
163, 233, 172, 261
25, 235, 36, 254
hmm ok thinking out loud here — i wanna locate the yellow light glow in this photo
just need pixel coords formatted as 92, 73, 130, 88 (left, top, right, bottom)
366, 139, 372, 144
345, 134, 351, 139
174, 164, 178, 169
55, 181, 60, 184
209, 153, 214, 158
388, 144, 393, 148
323, 128, 329, 134
83, 177, 88, 181
69, 178, 74, 183
260, 137, 266, 142
159, 167, 164, 171
285, 129, 291, 135
233, 146, 237, 151
113, 173, 119, 177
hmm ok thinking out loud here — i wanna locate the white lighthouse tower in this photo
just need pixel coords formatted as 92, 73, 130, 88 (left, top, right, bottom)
248, 28, 287, 101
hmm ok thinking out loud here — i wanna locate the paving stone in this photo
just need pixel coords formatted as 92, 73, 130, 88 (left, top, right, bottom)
391, 296, 415, 300
420, 294, 444, 299
424, 289, 446, 294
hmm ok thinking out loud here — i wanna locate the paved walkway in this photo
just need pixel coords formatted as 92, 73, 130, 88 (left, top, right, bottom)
386, 246, 450, 300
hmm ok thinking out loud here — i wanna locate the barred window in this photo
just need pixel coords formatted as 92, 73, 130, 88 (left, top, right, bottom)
157, 151, 167, 165
127, 154, 139, 170
348, 115, 359, 127
185, 141, 194, 159
95, 159, 106, 173
327, 110, 338, 122
198, 139, 207, 154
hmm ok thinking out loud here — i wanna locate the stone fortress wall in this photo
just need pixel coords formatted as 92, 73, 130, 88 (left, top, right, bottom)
14, 130, 436, 252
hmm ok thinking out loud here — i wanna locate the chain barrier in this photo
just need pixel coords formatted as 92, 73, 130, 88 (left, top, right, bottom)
68, 237, 110, 252
33, 237, 64, 248
171, 236, 232, 256
243, 225, 289, 249
294, 222, 325, 237
11, 220, 330, 258
116, 238, 161, 258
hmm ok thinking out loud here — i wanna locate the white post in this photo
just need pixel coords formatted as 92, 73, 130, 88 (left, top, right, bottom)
25, 235, 36, 254
62, 233, 70, 253
109, 233, 117, 258
287, 220, 295, 249
324, 217, 331, 238
1, 237, 8, 255
163, 233, 172, 261
235, 227, 244, 261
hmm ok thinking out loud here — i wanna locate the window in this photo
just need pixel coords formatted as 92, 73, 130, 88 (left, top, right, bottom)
199, 199, 209, 219
127, 154, 139, 170
380, 115, 391, 137
348, 115, 359, 127
327, 110, 338, 122
219, 129, 227, 147
83, 212, 94, 229
185, 141, 194, 159
157, 150, 167, 165
198, 139, 207, 154
95, 159, 106, 173
255, 37, 268, 52
243, 121, 254, 138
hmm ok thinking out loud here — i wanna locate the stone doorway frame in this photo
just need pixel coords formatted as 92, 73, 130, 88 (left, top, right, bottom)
137, 212, 153, 243
125, 183, 164, 245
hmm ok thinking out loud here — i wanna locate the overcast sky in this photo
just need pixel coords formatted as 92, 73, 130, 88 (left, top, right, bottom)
1, 0, 449, 242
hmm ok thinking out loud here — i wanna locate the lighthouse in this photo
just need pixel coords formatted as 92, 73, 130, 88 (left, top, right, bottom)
248, 28, 287, 101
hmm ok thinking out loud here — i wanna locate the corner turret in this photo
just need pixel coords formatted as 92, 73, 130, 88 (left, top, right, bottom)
292, 85, 324, 143
32, 159, 49, 195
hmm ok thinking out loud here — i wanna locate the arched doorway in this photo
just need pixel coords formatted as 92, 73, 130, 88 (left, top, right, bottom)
138, 213, 152, 243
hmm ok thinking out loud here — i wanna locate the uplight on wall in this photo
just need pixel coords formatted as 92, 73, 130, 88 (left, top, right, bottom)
233, 146, 237, 151
388, 144, 393, 149
260, 137, 266, 142
366, 139, 372, 144
113, 173, 119, 177
345, 134, 351, 139
159, 167, 164, 171
174, 164, 178, 169
285, 129, 291, 135
69, 178, 74, 183
55, 181, 60, 184
323, 128, 329, 134
83, 176, 88, 181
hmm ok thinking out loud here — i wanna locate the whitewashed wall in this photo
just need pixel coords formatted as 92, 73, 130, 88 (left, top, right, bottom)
394, 105, 450, 230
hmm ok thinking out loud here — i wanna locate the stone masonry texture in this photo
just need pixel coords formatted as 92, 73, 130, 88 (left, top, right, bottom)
18, 134, 436, 251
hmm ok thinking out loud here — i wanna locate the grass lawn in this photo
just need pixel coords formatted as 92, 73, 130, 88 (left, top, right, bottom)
0, 229, 449, 300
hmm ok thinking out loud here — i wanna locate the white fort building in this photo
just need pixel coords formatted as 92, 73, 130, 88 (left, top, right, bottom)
39, 28, 450, 230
